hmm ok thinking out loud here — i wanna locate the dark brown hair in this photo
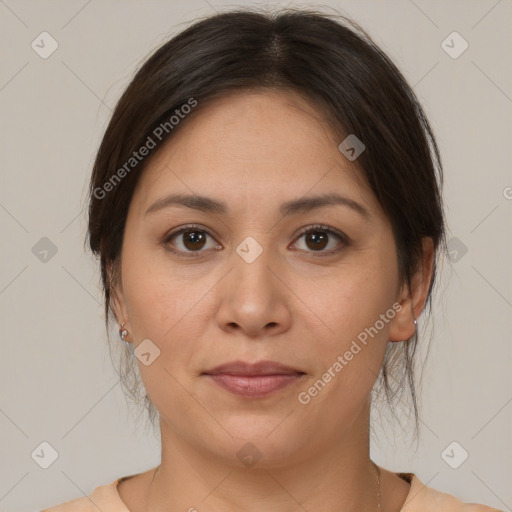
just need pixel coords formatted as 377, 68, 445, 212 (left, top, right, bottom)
87, 8, 447, 438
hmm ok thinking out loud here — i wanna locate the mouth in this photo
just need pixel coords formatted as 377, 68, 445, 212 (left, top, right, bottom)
202, 360, 306, 398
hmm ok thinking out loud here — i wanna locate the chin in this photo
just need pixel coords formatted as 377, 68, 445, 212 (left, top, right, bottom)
209, 417, 308, 468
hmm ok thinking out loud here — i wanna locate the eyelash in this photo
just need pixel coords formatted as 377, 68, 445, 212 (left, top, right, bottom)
162, 224, 350, 258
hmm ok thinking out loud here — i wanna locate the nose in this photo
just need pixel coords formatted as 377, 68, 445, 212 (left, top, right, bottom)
215, 240, 292, 338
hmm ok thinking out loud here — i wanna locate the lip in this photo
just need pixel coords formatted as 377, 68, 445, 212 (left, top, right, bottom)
203, 360, 305, 398
204, 360, 303, 376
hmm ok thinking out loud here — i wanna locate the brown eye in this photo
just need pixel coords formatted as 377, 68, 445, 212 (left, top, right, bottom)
163, 225, 221, 255
292, 225, 349, 255
181, 229, 207, 251
304, 231, 329, 251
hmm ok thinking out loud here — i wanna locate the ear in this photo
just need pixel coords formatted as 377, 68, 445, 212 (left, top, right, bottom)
388, 237, 435, 342
108, 261, 129, 330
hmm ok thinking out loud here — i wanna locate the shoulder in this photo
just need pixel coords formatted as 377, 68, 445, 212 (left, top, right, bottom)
40, 477, 129, 512
41, 496, 94, 512
400, 473, 503, 512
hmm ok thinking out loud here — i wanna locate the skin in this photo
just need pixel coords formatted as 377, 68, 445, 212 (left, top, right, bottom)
111, 89, 434, 512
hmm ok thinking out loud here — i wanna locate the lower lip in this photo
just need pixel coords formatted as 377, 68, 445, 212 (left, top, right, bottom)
206, 373, 303, 398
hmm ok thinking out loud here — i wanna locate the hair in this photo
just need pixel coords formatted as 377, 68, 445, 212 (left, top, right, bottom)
86, 7, 447, 440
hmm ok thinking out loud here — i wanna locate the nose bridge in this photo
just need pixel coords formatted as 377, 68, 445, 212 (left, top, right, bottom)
231, 233, 275, 294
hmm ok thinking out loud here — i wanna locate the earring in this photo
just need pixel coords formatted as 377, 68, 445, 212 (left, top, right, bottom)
119, 322, 129, 343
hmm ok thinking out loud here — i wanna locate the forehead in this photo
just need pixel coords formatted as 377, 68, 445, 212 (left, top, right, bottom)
131, 89, 378, 217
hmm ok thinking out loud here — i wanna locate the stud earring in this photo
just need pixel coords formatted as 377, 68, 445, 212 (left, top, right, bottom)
119, 322, 129, 342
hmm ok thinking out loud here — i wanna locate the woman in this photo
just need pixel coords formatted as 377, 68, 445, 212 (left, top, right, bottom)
42, 8, 501, 512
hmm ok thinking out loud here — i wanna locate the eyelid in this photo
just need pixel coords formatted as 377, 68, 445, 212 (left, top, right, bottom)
163, 223, 213, 240
294, 224, 350, 244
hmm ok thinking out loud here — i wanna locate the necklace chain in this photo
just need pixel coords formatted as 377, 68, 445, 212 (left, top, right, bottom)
373, 461, 382, 510
147, 462, 381, 510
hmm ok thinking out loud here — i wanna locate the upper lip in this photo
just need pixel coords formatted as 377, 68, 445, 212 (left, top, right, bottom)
203, 360, 304, 376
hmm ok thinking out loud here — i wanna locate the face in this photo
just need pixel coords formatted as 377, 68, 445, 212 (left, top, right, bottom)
112, 89, 420, 467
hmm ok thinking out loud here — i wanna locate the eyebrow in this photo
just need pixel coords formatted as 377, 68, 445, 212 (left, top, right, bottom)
145, 192, 369, 219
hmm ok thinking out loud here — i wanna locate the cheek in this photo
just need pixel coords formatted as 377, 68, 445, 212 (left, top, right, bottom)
121, 233, 194, 332
293, 247, 398, 408
120, 243, 219, 365
294, 269, 397, 431
297, 256, 398, 347
119, 247, 212, 418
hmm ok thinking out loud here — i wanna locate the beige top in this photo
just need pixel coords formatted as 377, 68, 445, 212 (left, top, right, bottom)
41, 472, 503, 511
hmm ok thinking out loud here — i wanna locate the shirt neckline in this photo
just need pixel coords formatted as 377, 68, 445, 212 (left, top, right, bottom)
111, 471, 418, 511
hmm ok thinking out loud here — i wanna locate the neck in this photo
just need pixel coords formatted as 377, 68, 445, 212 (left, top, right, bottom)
145, 403, 380, 512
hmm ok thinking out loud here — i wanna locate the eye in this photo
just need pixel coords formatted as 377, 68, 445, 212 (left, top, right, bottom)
163, 225, 221, 255
162, 223, 349, 257
291, 224, 349, 255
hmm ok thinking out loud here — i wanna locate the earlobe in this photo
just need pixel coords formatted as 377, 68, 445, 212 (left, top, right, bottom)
388, 294, 415, 342
388, 237, 435, 342
111, 287, 132, 344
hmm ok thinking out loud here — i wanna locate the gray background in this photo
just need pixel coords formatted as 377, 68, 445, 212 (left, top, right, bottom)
0, 0, 511, 510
